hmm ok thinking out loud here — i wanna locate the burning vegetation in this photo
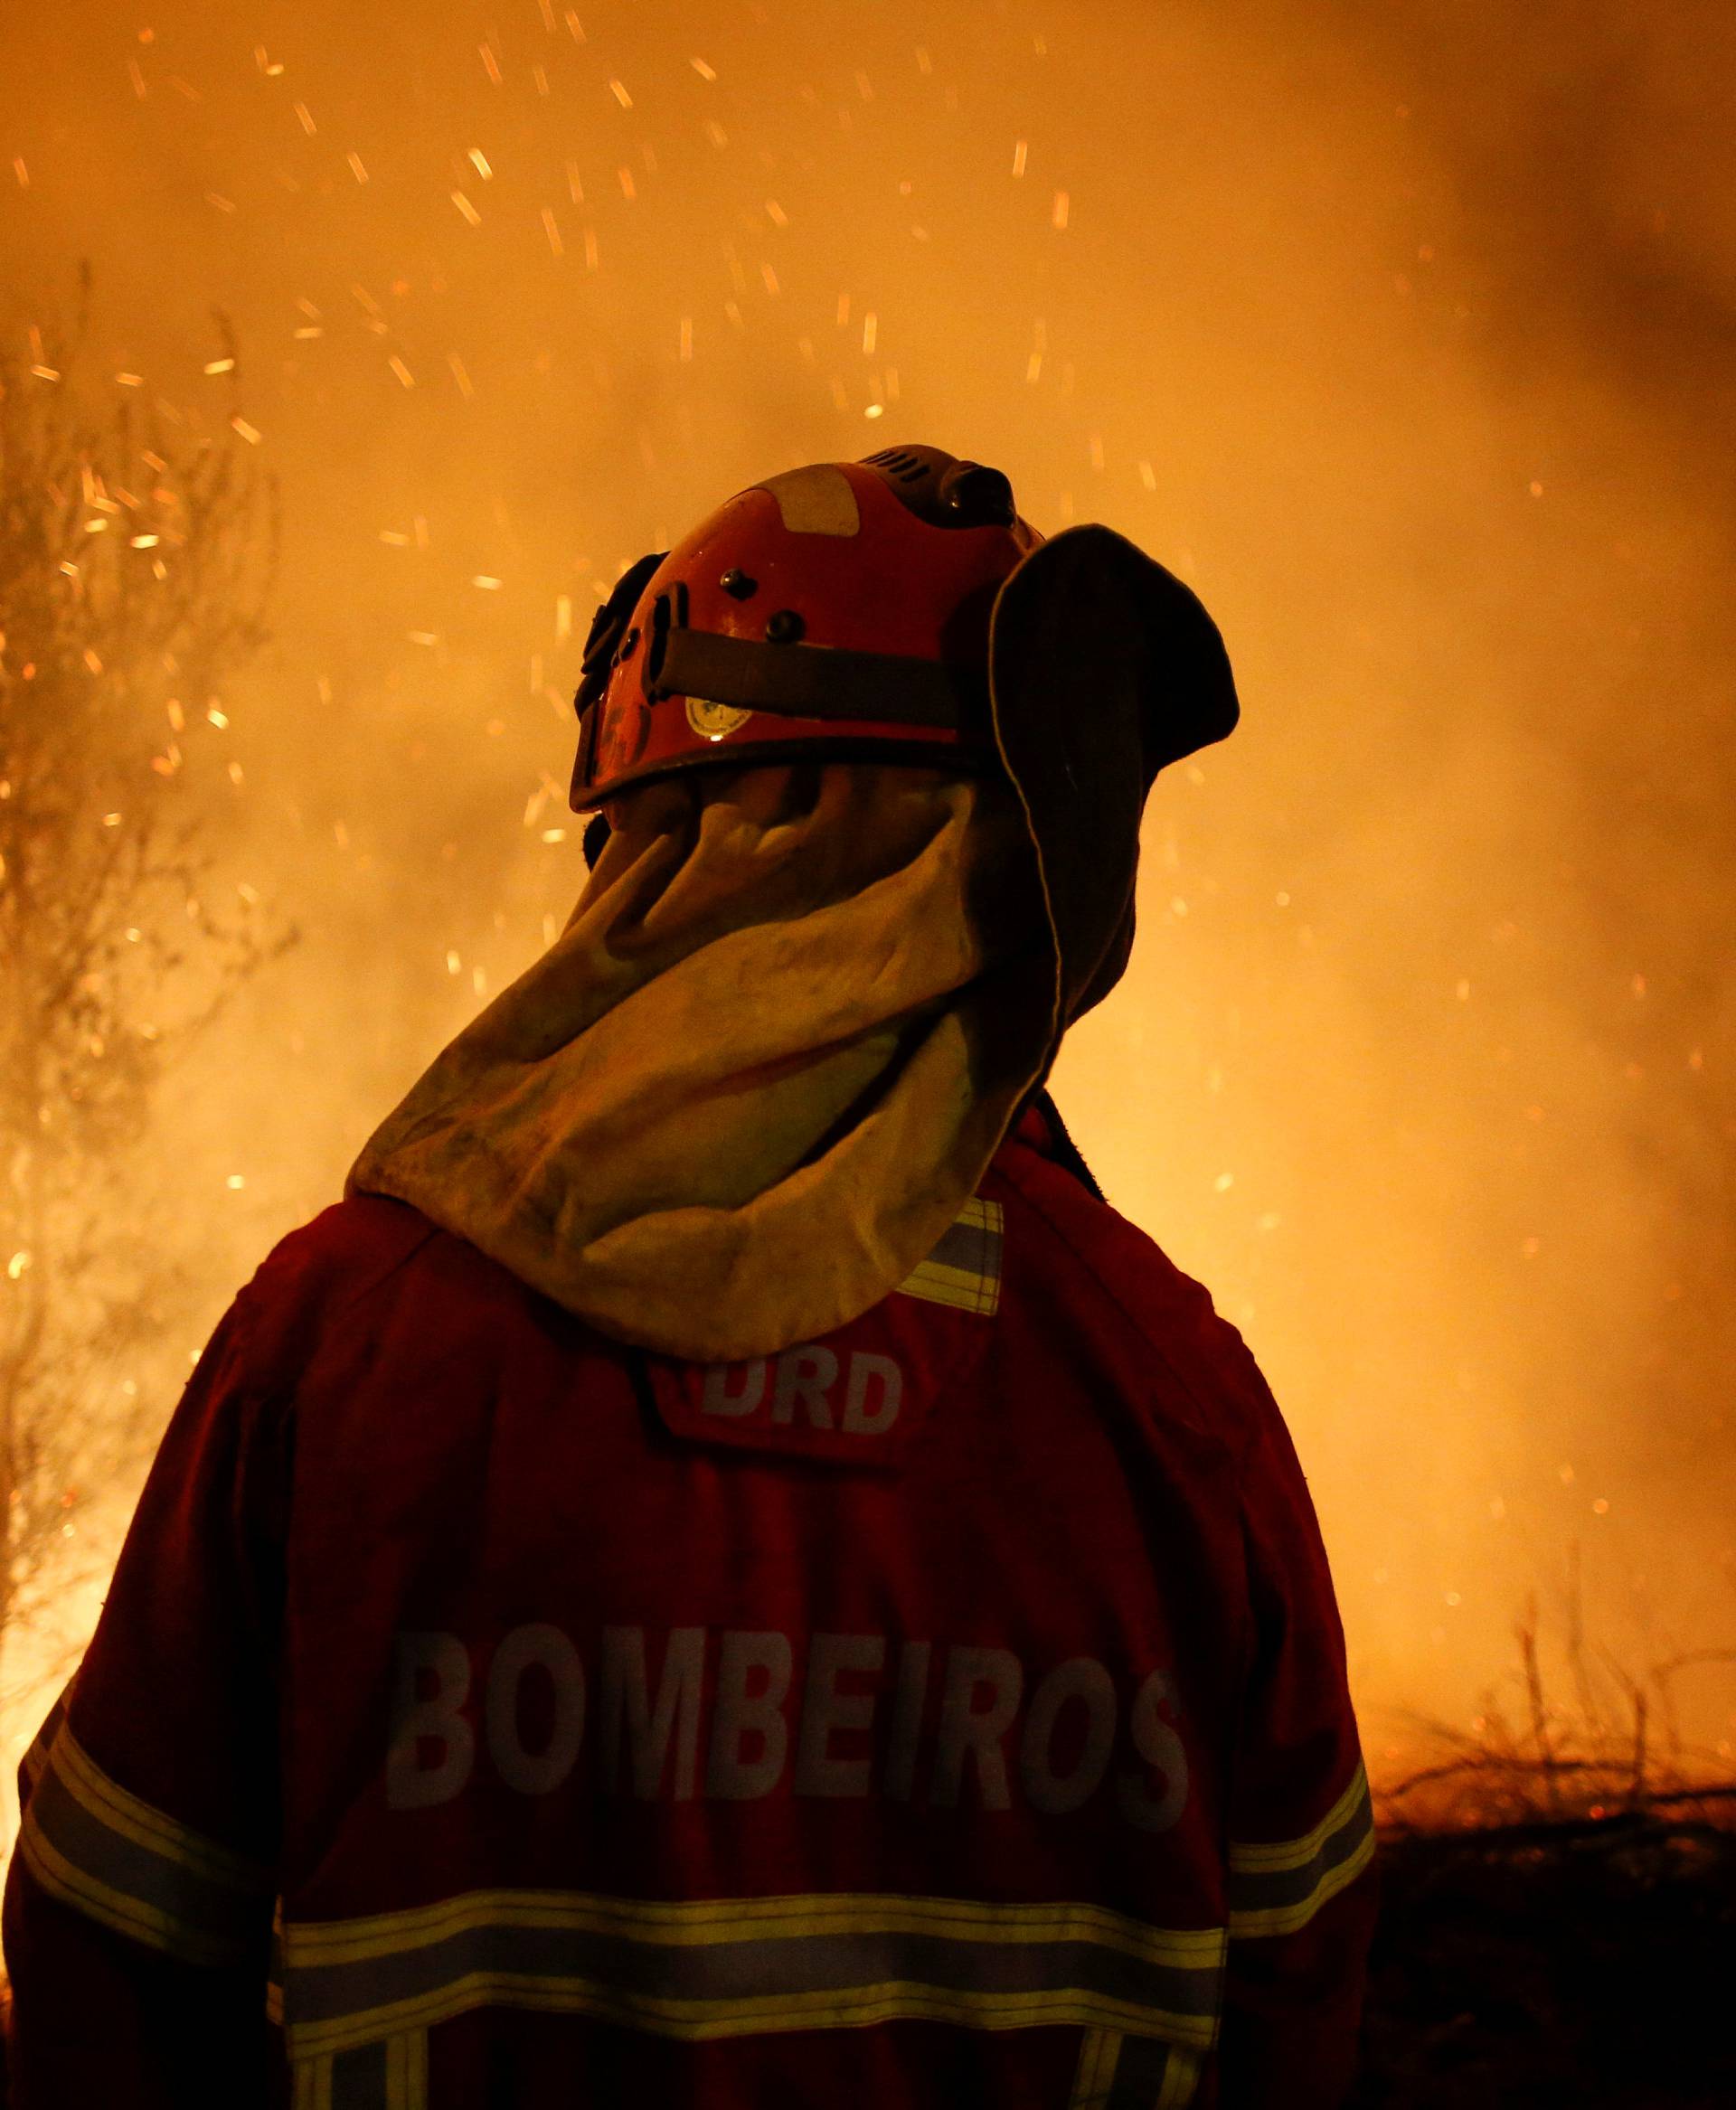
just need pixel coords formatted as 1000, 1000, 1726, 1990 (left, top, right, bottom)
0, 297, 286, 1754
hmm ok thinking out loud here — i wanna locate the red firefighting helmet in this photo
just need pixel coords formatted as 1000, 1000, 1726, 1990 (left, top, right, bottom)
569, 442, 1241, 1035
571, 447, 1041, 807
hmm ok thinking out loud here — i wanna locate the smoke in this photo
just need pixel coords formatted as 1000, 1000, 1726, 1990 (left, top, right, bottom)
1, 0, 1731, 1773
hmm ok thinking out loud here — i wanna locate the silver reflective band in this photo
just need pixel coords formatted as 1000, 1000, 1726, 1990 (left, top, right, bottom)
1226, 1763, 1376, 1937
278, 1888, 1228, 2063
896, 1194, 1002, 1315
18, 1719, 272, 1969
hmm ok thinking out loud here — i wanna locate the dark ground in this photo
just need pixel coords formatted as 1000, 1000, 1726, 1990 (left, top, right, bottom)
1350, 1810, 1736, 2108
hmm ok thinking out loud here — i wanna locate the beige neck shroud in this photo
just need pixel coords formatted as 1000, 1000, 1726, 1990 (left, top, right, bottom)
346, 764, 1056, 1362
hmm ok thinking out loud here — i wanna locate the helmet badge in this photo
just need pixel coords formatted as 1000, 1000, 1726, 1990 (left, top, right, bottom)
685, 697, 752, 741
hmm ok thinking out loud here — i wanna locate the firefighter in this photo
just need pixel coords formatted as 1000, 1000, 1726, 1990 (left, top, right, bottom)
3, 446, 1375, 2107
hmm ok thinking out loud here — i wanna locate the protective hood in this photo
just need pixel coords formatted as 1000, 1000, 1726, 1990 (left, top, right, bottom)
346, 504, 1237, 1361
347, 764, 1053, 1363
991, 522, 1239, 1042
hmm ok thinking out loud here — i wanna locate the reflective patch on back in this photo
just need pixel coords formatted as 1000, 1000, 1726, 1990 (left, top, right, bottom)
754, 465, 862, 537
895, 1195, 1002, 1316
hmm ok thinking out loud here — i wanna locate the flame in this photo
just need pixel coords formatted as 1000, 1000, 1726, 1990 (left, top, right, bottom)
1, 0, 1731, 1851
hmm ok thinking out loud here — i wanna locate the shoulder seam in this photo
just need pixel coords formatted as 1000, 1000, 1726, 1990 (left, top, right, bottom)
995, 1151, 1268, 1710
240, 1200, 442, 1341
312, 1203, 444, 1332
991, 1151, 1264, 1474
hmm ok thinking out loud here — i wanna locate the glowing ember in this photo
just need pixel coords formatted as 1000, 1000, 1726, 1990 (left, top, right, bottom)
0, 0, 1730, 1855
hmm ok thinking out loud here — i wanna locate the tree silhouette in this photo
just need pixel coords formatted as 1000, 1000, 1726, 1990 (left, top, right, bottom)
0, 286, 283, 1691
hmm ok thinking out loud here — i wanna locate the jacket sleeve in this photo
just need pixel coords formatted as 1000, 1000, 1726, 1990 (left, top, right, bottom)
1216, 1395, 1377, 2110
2, 1295, 291, 2108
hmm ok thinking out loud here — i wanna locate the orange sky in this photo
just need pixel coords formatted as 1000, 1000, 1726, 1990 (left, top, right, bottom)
3, 0, 1732, 1781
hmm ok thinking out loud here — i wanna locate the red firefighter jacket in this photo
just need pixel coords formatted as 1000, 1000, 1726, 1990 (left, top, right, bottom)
3, 1105, 1374, 2108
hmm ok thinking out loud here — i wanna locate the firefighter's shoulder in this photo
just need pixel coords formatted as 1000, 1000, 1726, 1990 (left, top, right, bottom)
231, 1198, 611, 1392
991, 1128, 1280, 1462
231, 1193, 542, 1364
237, 1192, 434, 1316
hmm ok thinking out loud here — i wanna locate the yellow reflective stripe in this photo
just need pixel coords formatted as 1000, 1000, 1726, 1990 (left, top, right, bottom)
291, 1971, 1219, 2062
292, 2054, 334, 2110
286, 1888, 1224, 1974
52, 1725, 269, 1892
20, 1723, 272, 1967
21, 1729, 52, 1791
897, 1262, 1001, 1315
895, 1196, 1003, 1315
1227, 1823, 1375, 1939
904, 1258, 996, 1295
15, 1807, 227, 1967
1156, 2044, 1202, 2108
1227, 1762, 1368, 1874
1225, 1760, 1376, 1941
1070, 2027, 1123, 2108
384, 2030, 429, 2110
281, 1881, 1228, 2066
21, 1690, 69, 1793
